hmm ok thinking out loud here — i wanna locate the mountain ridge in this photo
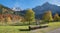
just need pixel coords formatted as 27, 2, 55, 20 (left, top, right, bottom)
0, 2, 60, 19
32, 2, 60, 19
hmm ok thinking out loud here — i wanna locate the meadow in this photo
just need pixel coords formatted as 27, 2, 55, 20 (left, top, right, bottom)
0, 26, 29, 33
0, 22, 60, 33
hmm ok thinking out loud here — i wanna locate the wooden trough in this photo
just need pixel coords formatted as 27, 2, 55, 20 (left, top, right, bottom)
29, 25, 48, 30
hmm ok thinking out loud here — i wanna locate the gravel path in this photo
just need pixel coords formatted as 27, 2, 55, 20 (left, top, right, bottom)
30, 28, 60, 33
47, 28, 60, 33
30, 29, 42, 33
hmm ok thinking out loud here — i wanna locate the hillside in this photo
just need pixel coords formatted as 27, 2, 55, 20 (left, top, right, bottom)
0, 4, 14, 14
0, 4, 24, 22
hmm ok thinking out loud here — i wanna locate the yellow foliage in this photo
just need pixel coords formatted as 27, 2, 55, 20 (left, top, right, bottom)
25, 9, 35, 22
43, 10, 53, 21
5, 17, 11, 22
54, 13, 59, 21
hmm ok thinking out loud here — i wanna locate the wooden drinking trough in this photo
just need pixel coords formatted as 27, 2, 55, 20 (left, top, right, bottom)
29, 24, 48, 30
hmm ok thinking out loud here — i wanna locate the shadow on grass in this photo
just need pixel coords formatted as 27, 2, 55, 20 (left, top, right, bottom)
19, 25, 48, 31
19, 29, 30, 31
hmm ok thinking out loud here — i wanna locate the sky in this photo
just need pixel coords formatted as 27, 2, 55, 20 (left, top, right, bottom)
0, 0, 60, 10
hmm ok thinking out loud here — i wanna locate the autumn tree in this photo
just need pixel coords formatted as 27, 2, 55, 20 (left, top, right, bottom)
54, 13, 60, 21
4, 14, 12, 22
43, 10, 53, 22
0, 15, 4, 22
5, 16, 12, 23
25, 9, 35, 24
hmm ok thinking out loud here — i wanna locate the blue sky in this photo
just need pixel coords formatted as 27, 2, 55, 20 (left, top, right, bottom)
0, 0, 60, 10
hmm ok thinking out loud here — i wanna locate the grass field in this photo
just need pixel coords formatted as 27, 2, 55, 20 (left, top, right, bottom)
0, 26, 29, 33
0, 22, 60, 33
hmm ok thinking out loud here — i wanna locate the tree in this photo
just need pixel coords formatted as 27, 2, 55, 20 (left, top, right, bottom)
25, 9, 35, 24
54, 13, 59, 21
5, 16, 12, 23
43, 10, 53, 22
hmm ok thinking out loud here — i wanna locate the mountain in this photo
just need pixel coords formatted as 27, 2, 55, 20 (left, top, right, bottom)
0, 4, 14, 14
12, 7, 21, 11
0, 4, 26, 17
14, 10, 26, 16
32, 2, 60, 19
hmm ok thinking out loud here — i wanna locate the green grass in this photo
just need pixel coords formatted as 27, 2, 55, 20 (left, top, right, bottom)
0, 26, 29, 33
48, 22, 60, 27
0, 22, 60, 33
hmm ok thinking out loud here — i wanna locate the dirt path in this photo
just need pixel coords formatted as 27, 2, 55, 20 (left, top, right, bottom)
30, 28, 48, 33
30, 29, 42, 33
47, 28, 60, 33
30, 28, 60, 33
